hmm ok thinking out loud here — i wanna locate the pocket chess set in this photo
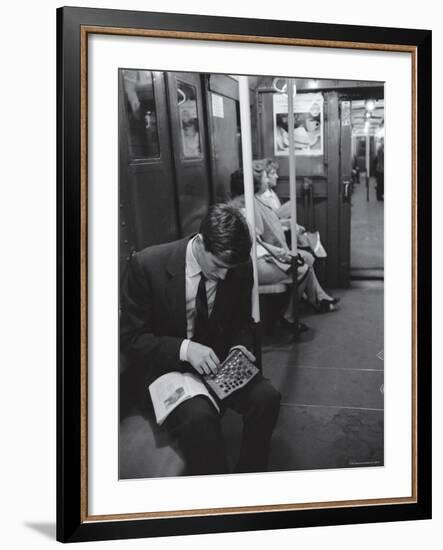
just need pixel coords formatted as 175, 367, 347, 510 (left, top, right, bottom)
205, 348, 259, 399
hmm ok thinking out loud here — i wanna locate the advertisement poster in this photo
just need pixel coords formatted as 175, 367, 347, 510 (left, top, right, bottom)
273, 92, 324, 156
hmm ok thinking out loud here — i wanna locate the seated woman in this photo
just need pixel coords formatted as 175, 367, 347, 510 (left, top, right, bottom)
229, 161, 338, 322
262, 157, 312, 235
262, 157, 332, 284
261, 158, 306, 237
261, 158, 283, 212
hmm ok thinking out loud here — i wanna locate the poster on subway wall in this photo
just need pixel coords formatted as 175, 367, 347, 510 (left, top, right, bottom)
273, 92, 324, 156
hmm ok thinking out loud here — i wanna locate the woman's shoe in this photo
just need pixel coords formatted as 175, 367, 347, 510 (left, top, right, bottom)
280, 317, 310, 332
317, 299, 339, 313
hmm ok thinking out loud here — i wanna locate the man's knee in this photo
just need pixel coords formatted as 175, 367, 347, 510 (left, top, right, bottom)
252, 380, 282, 417
163, 396, 227, 475
263, 384, 282, 415
165, 395, 220, 438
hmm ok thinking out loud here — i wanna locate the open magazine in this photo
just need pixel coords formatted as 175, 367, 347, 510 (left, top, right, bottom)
149, 372, 220, 426
149, 349, 258, 425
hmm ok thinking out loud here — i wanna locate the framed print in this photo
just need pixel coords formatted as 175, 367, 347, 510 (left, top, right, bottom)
57, 6, 432, 543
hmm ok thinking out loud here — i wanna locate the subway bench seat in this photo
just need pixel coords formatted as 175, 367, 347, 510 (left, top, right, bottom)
119, 353, 185, 479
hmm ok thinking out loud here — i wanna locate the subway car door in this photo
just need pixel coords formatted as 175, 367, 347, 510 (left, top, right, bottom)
166, 72, 212, 236
119, 69, 179, 257
258, 87, 330, 287
257, 87, 353, 288
338, 99, 352, 287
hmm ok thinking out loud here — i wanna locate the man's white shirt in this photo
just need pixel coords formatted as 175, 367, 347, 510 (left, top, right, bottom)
179, 235, 218, 361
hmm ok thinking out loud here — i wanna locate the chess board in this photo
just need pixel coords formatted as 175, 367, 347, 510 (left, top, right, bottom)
205, 348, 259, 400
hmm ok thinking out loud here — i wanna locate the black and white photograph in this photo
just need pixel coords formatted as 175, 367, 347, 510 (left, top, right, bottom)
118, 70, 385, 480
52, 4, 431, 544
0, 0, 437, 547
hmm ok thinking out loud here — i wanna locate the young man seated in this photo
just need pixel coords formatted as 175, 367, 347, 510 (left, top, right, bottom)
120, 204, 281, 476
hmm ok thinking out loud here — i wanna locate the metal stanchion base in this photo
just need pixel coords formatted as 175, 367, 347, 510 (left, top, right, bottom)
291, 255, 300, 341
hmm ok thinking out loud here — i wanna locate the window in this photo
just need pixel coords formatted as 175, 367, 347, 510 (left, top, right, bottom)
121, 70, 160, 160
177, 81, 202, 158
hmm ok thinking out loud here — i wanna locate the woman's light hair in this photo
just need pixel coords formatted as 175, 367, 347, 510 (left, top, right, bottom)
252, 159, 266, 178
264, 158, 279, 173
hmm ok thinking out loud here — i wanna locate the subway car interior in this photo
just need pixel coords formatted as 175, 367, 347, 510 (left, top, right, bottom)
119, 71, 384, 478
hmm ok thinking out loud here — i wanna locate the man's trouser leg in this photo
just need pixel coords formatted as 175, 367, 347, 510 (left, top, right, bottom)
226, 375, 281, 473
164, 395, 228, 475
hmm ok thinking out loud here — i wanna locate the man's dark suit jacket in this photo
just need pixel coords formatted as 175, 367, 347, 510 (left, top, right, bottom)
120, 236, 254, 387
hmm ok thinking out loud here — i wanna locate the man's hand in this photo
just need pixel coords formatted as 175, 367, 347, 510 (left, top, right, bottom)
280, 217, 290, 226
230, 345, 256, 363
187, 341, 220, 375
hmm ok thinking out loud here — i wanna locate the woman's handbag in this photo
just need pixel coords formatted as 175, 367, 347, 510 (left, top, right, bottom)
298, 230, 327, 258
256, 236, 305, 275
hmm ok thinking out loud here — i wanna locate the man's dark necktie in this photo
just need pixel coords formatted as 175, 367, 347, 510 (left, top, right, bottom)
193, 273, 209, 343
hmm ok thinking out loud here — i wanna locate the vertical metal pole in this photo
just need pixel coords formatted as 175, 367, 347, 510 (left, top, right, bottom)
238, 76, 262, 364
365, 134, 370, 177
287, 79, 299, 339
366, 134, 371, 201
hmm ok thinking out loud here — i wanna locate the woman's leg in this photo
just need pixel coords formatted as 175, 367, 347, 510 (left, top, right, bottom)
257, 258, 296, 324
281, 263, 310, 323
304, 267, 334, 305
256, 258, 290, 285
298, 249, 315, 268
297, 249, 334, 304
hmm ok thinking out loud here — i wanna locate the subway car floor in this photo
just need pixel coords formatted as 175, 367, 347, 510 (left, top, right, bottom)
222, 279, 384, 473
219, 176, 385, 473
351, 176, 384, 278
119, 281, 384, 478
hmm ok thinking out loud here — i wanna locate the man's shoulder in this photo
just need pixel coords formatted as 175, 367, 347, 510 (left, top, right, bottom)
133, 237, 189, 270
135, 239, 177, 259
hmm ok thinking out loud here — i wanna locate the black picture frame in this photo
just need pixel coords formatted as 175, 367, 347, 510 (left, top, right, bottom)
57, 6, 432, 543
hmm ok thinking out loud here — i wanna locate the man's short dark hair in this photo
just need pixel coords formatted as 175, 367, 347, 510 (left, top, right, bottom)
199, 203, 252, 265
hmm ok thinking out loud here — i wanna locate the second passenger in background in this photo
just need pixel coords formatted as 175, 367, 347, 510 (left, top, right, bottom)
229, 161, 339, 324
262, 158, 338, 313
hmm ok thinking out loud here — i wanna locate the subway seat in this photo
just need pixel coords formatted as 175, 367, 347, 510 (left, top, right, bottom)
258, 278, 292, 294
119, 414, 185, 479
119, 352, 185, 479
